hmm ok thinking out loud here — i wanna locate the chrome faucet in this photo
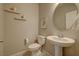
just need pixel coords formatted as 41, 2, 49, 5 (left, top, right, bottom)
58, 33, 64, 38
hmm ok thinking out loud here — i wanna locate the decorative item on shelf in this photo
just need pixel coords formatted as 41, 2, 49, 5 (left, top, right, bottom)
14, 14, 26, 21
4, 7, 20, 14
10, 7, 16, 11
0, 40, 4, 43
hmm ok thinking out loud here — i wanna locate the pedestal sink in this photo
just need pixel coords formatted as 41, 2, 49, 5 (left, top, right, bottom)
47, 36, 75, 56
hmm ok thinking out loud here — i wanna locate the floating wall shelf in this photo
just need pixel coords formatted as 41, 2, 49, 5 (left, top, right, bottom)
14, 18, 26, 21
4, 9, 20, 14
0, 40, 4, 43
40, 27, 47, 30
4, 9, 26, 21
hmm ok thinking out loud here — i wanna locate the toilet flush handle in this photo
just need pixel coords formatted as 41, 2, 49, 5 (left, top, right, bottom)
24, 38, 29, 46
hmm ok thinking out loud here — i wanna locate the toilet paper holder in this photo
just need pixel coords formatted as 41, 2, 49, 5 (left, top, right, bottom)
24, 38, 29, 46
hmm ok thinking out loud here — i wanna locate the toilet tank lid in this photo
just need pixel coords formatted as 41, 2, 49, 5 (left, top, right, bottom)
37, 35, 46, 45
38, 35, 45, 39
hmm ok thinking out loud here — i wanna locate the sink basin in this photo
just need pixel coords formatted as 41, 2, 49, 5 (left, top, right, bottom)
47, 36, 75, 47
47, 36, 75, 56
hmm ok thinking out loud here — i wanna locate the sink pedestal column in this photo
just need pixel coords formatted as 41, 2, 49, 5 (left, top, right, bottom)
54, 45, 62, 56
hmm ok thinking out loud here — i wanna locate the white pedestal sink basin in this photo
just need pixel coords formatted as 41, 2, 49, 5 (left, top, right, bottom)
47, 36, 75, 56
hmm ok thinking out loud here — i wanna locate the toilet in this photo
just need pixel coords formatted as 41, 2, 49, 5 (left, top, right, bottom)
28, 35, 45, 56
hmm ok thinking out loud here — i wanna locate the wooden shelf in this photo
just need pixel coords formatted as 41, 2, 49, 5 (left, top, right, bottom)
40, 27, 47, 29
0, 40, 4, 42
4, 9, 26, 21
4, 9, 20, 14
14, 18, 26, 21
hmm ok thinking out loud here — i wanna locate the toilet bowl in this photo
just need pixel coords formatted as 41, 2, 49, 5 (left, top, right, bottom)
28, 35, 45, 56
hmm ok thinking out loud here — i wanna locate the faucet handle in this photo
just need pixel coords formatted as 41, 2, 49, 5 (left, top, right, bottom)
58, 33, 64, 38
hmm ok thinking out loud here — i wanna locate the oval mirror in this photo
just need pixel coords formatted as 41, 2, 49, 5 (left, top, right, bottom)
53, 3, 78, 31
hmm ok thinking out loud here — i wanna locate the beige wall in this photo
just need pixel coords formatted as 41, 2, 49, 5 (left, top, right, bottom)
39, 3, 79, 56
3, 3, 39, 55
0, 4, 4, 55
0, 4, 4, 43
39, 3, 55, 55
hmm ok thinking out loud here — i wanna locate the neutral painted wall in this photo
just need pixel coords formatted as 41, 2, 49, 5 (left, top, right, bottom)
39, 3, 55, 55
39, 3, 79, 56
0, 4, 4, 55
3, 3, 39, 55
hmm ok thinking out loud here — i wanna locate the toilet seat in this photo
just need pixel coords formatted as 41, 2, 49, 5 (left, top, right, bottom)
29, 43, 41, 49
28, 35, 45, 55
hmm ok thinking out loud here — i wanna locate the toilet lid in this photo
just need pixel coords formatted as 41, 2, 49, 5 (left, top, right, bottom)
29, 43, 41, 49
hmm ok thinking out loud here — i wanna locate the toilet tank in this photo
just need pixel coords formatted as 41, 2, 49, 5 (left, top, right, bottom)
37, 35, 45, 45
